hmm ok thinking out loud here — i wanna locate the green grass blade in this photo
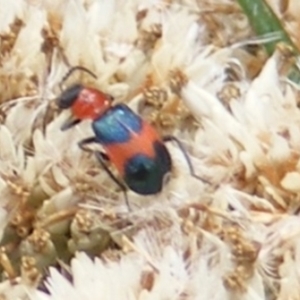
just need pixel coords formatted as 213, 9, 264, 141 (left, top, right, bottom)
237, 0, 300, 82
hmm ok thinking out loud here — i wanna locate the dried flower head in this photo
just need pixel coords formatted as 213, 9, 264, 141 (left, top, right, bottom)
0, 0, 299, 299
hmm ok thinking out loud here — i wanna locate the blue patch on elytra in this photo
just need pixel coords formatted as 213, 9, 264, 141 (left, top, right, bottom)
92, 104, 142, 144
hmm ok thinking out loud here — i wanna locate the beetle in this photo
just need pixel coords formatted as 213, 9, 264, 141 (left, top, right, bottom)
56, 66, 209, 207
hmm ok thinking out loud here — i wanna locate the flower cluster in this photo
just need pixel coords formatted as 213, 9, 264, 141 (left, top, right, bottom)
0, 0, 299, 299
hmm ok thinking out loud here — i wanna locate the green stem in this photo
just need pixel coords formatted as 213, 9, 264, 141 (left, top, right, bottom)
237, 0, 300, 82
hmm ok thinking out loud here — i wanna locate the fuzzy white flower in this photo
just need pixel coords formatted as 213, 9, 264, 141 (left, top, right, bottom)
31, 225, 232, 300
0, 0, 300, 299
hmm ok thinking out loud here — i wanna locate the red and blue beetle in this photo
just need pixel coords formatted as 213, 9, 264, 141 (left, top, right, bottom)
55, 66, 209, 207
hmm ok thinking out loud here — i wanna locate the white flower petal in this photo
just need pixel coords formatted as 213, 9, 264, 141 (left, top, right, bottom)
281, 172, 300, 192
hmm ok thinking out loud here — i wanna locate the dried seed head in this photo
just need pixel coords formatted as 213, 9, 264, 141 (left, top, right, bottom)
217, 82, 241, 110
143, 86, 168, 108
169, 69, 188, 94
41, 26, 60, 55
27, 229, 50, 253
223, 268, 247, 293
0, 18, 24, 56
137, 25, 162, 51
21, 255, 41, 285
74, 210, 93, 233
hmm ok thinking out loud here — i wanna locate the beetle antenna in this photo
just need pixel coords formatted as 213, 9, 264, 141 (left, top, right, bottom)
59, 66, 97, 91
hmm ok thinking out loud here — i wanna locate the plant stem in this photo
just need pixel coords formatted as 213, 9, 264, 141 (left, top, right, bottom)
237, 0, 300, 82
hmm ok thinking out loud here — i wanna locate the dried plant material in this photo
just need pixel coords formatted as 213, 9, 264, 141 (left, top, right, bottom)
0, 0, 299, 299
237, 0, 300, 83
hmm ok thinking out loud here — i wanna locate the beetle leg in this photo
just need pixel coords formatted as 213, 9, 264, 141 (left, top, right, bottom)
78, 138, 131, 210
43, 101, 58, 135
163, 135, 210, 184
61, 117, 81, 131
78, 137, 98, 153
94, 151, 130, 211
